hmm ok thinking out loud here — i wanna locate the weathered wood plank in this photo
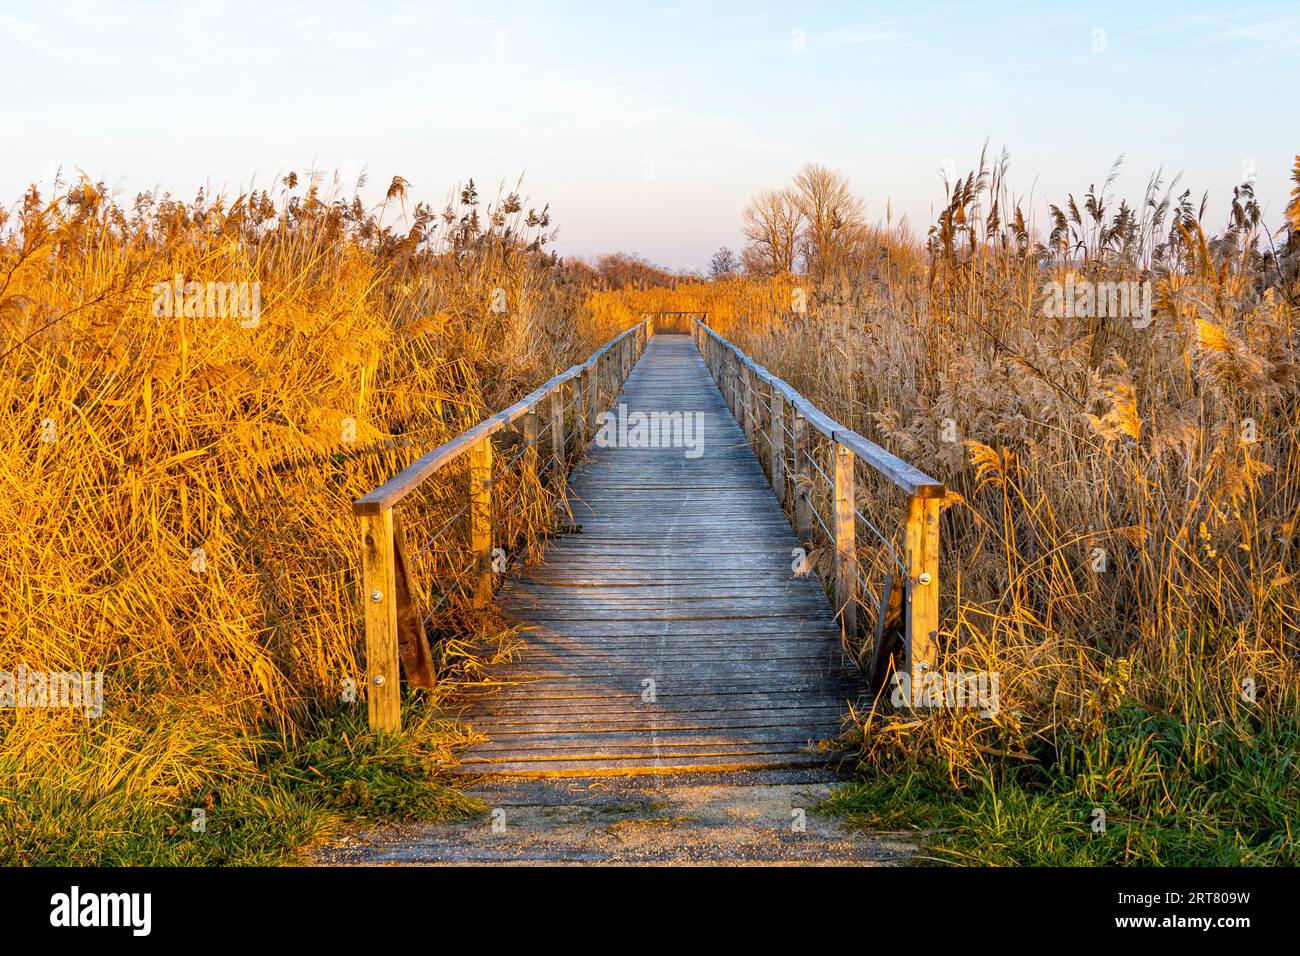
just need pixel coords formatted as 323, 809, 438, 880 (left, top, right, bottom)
391, 510, 437, 689
469, 436, 493, 608
904, 492, 941, 692
359, 509, 402, 731
834, 441, 858, 640
454, 751, 843, 777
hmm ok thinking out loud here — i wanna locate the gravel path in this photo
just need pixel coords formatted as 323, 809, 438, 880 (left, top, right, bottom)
313, 769, 915, 866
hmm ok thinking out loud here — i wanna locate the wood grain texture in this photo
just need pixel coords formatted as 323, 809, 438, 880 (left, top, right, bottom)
392, 510, 437, 689
770, 388, 786, 506
469, 437, 492, 609
451, 335, 860, 776
834, 442, 858, 641
904, 493, 941, 691
360, 509, 402, 731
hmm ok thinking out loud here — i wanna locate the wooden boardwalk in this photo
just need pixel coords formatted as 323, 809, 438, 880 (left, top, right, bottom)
451, 335, 859, 776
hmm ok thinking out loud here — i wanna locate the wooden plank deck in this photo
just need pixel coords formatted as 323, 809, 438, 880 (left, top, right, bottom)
450, 334, 860, 776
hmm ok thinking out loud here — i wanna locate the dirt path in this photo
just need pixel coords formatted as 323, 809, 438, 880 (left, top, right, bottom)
314, 770, 915, 865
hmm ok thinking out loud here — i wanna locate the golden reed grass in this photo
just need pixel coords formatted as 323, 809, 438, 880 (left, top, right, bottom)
0, 173, 605, 836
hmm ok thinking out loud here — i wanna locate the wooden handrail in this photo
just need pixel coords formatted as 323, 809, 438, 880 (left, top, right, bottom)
640, 310, 708, 334
355, 321, 648, 515
690, 317, 944, 698
692, 320, 944, 498
353, 317, 652, 730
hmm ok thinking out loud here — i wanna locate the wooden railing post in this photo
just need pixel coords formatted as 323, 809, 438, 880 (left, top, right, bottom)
770, 388, 786, 505
740, 366, 754, 442
359, 507, 402, 732
731, 360, 740, 422
736, 360, 743, 418
469, 436, 493, 607
904, 494, 940, 692
743, 366, 754, 442
522, 404, 539, 484
721, 352, 730, 411
550, 382, 565, 471
599, 356, 608, 415
584, 363, 598, 434
793, 412, 813, 547
833, 442, 858, 640
731, 355, 740, 417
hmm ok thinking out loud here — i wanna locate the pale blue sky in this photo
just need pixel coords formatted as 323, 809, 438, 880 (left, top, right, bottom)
3, 1, 1296, 269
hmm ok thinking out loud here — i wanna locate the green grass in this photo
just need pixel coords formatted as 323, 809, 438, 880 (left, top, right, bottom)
0, 703, 483, 866
824, 703, 1299, 866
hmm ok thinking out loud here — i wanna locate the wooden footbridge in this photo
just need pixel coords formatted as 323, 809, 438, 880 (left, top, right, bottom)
353, 315, 943, 776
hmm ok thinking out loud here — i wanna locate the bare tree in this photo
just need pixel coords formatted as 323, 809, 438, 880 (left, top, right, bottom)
741, 188, 802, 275
708, 246, 738, 278
592, 252, 679, 289
791, 163, 866, 282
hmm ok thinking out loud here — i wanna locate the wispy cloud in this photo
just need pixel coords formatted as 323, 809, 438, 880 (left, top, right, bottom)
0, 13, 114, 63
1213, 15, 1300, 61
1166, 8, 1300, 69
812, 23, 914, 51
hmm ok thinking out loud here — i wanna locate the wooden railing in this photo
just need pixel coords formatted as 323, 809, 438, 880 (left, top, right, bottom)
691, 318, 945, 694
642, 310, 708, 334
352, 317, 653, 731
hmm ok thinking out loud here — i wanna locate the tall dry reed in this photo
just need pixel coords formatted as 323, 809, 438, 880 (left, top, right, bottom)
0, 172, 602, 834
